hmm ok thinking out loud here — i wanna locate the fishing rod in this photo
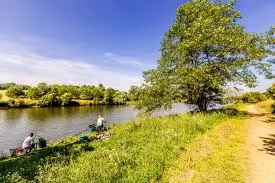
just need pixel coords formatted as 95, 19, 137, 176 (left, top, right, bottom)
34, 126, 38, 139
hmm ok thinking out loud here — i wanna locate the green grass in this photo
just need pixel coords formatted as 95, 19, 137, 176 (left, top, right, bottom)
161, 115, 246, 183
0, 106, 247, 183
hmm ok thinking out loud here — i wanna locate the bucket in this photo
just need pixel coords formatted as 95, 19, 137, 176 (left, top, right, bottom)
80, 135, 88, 142
38, 138, 47, 148
89, 124, 97, 132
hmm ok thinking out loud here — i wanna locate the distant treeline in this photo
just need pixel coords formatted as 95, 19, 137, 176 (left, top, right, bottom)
222, 84, 275, 105
0, 82, 143, 108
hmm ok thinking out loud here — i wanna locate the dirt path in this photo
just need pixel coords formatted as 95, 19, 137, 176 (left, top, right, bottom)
246, 105, 275, 183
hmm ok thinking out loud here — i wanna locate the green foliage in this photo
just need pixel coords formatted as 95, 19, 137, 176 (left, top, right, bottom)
27, 87, 42, 99
128, 86, 142, 101
137, 0, 273, 113
60, 92, 73, 106
5, 85, 24, 98
5, 82, 127, 107
93, 86, 105, 101
3, 82, 16, 89
240, 92, 267, 103
265, 83, 275, 99
37, 94, 59, 107
113, 91, 127, 104
79, 86, 94, 100
37, 83, 49, 96
103, 88, 115, 105
6, 99, 29, 108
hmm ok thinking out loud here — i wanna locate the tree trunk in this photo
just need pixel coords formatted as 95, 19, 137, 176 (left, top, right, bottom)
197, 101, 208, 111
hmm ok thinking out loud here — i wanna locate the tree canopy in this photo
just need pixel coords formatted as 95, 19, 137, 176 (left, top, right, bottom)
137, 0, 274, 113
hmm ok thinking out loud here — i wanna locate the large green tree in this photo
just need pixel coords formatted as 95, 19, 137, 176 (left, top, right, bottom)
138, 0, 274, 113
103, 88, 115, 105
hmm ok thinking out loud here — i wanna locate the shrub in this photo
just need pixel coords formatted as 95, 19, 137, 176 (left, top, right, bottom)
60, 93, 73, 106
240, 92, 267, 103
266, 83, 275, 99
5, 85, 24, 98
37, 94, 59, 107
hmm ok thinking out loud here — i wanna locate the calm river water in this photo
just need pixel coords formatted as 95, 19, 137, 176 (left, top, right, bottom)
0, 103, 194, 154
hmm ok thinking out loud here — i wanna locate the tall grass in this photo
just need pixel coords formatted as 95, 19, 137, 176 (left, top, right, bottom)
257, 99, 274, 113
0, 110, 239, 182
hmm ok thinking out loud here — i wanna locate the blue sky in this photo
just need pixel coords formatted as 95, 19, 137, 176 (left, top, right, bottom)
0, 0, 274, 91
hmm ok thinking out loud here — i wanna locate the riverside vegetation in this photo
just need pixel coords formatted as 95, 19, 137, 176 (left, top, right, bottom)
0, 83, 142, 108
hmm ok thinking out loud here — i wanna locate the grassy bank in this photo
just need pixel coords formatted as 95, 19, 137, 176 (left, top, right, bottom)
0, 106, 247, 182
162, 110, 247, 182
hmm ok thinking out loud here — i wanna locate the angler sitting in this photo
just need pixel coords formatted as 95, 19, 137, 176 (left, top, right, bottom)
96, 115, 105, 131
22, 132, 35, 153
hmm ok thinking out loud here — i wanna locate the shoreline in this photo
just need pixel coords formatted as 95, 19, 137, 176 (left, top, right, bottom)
0, 100, 131, 110
0, 103, 248, 182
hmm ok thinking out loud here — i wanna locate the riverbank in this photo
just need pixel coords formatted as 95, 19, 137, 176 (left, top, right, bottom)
0, 98, 128, 109
0, 104, 250, 182
0, 90, 129, 109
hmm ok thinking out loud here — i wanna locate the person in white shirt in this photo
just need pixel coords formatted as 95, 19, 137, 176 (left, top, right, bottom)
22, 132, 35, 153
97, 115, 105, 131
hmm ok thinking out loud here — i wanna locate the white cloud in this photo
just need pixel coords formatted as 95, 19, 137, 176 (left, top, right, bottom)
0, 38, 143, 91
103, 52, 154, 68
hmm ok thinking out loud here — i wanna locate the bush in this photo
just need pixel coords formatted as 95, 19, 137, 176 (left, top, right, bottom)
5, 85, 24, 98
27, 87, 42, 99
7, 99, 28, 108
266, 83, 275, 99
37, 94, 59, 107
240, 92, 267, 104
60, 93, 73, 106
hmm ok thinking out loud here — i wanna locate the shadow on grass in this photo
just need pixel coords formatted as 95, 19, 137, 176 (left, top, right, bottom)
258, 134, 275, 156
0, 140, 94, 181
